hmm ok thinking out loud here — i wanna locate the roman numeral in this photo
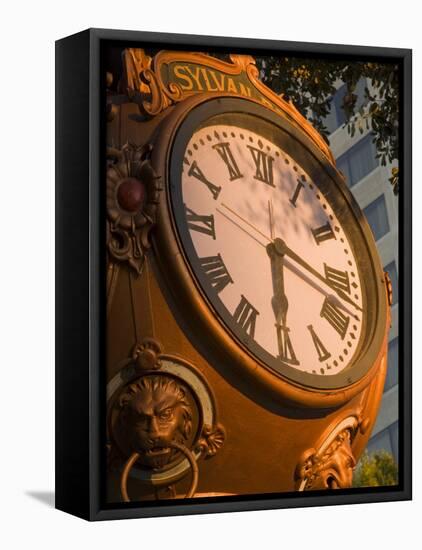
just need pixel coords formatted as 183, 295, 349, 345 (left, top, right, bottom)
307, 324, 331, 362
213, 142, 243, 181
324, 264, 351, 294
247, 146, 275, 187
290, 179, 304, 207
233, 295, 259, 338
277, 325, 299, 365
188, 161, 221, 200
320, 298, 350, 340
185, 205, 215, 239
199, 254, 233, 294
312, 222, 336, 245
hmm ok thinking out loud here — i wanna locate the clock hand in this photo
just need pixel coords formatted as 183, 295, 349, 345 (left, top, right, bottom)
268, 199, 276, 241
267, 200, 285, 321
218, 203, 362, 312
274, 238, 363, 312
267, 240, 299, 366
220, 202, 271, 242
267, 241, 288, 324
216, 206, 269, 248
284, 257, 356, 318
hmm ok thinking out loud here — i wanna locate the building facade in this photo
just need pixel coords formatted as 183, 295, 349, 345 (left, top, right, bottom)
325, 84, 399, 464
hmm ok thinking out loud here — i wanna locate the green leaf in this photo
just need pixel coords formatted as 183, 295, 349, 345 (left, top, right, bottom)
353, 450, 398, 487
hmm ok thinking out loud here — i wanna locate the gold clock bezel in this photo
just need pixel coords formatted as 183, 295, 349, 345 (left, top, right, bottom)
151, 94, 389, 408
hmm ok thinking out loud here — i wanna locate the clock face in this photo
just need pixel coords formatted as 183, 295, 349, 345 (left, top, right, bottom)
167, 102, 383, 389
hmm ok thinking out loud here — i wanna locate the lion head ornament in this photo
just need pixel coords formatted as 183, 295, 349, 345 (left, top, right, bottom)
113, 374, 194, 470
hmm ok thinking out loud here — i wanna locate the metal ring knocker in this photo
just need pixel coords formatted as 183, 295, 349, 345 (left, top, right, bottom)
120, 441, 199, 502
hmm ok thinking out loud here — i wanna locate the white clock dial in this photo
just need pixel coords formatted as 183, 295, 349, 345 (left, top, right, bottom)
176, 123, 365, 377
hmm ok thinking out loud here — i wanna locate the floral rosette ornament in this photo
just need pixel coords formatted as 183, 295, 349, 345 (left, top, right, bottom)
107, 143, 162, 274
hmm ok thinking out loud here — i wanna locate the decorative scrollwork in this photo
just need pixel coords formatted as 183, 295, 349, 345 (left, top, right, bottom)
139, 68, 184, 116
295, 415, 367, 491
116, 48, 334, 163
296, 429, 356, 490
138, 67, 170, 116
120, 48, 151, 97
106, 142, 162, 274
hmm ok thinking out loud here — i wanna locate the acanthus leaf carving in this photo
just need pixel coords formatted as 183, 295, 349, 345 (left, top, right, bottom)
296, 429, 356, 490
295, 415, 367, 491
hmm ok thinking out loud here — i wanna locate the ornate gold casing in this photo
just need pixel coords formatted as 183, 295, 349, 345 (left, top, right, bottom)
105, 49, 390, 502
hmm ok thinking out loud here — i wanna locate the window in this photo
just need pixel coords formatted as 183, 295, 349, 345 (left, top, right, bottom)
385, 261, 399, 305
327, 78, 368, 134
363, 195, 390, 241
336, 134, 378, 187
385, 337, 399, 391
332, 84, 348, 128
367, 422, 399, 465
367, 427, 393, 456
390, 421, 399, 464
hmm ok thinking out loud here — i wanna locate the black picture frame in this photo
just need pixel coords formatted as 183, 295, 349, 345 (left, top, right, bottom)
55, 28, 412, 521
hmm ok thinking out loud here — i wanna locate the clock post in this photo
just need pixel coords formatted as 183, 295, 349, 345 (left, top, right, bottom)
104, 48, 391, 502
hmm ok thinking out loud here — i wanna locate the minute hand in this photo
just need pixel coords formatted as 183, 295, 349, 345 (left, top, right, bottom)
275, 239, 363, 312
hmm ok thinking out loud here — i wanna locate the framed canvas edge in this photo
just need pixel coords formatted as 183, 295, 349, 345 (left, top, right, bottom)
55, 29, 92, 521
89, 26, 412, 58
91, 488, 410, 522
399, 45, 412, 503
69, 28, 412, 521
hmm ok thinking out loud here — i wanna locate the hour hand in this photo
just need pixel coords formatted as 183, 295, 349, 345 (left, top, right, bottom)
267, 241, 299, 366
267, 241, 288, 324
